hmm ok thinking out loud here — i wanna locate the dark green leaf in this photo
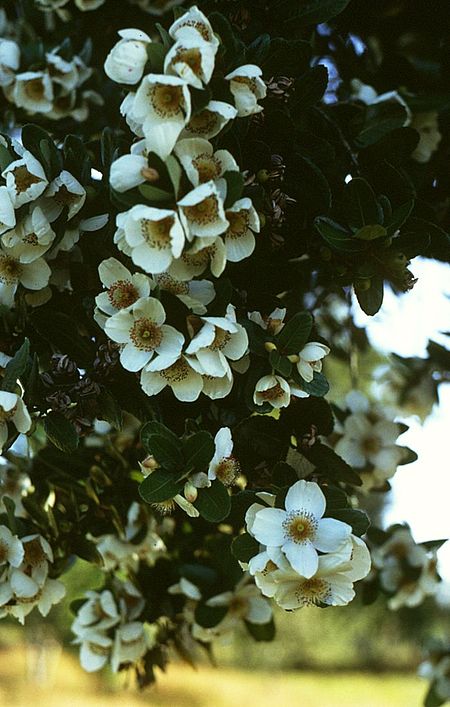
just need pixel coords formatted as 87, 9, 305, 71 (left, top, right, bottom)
194, 603, 228, 628
141, 434, 183, 471
300, 371, 330, 397
183, 431, 215, 473
44, 413, 79, 454
96, 390, 123, 429
0, 144, 14, 171
223, 170, 244, 209
209, 12, 246, 69
330, 508, 370, 536
139, 469, 183, 504
355, 276, 384, 316
314, 217, 368, 253
1, 339, 30, 392
231, 533, 260, 563
31, 309, 95, 366
272, 461, 300, 487
344, 178, 382, 228
240, 318, 270, 357
262, 38, 310, 76
190, 85, 212, 116
291, 65, 328, 112
385, 200, 414, 236
146, 42, 167, 73
305, 443, 362, 486
269, 350, 292, 377
354, 225, 387, 240
71, 536, 103, 565
195, 480, 231, 522
138, 183, 173, 203
246, 34, 271, 65
245, 618, 276, 641
21, 125, 63, 180
165, 155, 182, 198
355, 102, 409, 148
155, 23, 172, 50
276, 312, 313, 355
420, 539, 448, 552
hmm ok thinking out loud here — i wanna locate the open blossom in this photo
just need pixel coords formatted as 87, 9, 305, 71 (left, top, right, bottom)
208, 427, 241, 486
223, 198, 260, 262
181, 100, 237, 140
0, 186, 16, 236
0, 39, 20, 87
104, 29, 151, 85
251, 480, 352, 578
95, 257, 152, 319
2, 207, 55, 262
225, 64, 266, 117
178, 180, 228, 241
105, 296, 184, 372
248, 307, 286, 335
2, 151, 48, 208
296, 342, 330, 382
0, 392, 32, 453
169, 5, 219, 49
0, 243, 51, 308
140, 354, 203, 402
169, 237, 227, 280
121, 204, 185, 274
109, 151, 151, 193
0, 526, 24, 568
253, 374, 291, 409
164, 33, 216, 89
174, 138, 239, 187
154, 273, 215, 315
43, 170, 86, 221
111, 622, 148, 673
410, 111, 442, 163
10, 71, 54, 113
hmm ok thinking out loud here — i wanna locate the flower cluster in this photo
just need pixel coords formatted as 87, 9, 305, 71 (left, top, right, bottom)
0, 528, 65, 623
71, 581, 154, 673
243, 480, 371, 610
0, 135, 106, 309
0, 391, 31, 453
0, 459, 31, 517
368, 525, 441, 610
0, 37, 100, 122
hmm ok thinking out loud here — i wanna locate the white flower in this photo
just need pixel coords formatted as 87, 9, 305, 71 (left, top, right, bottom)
208, 427, 240, 486
174, 138, 238, 187
111, 622, 148, 672
0, 39, 20, 87
0, 463, 31, 517
0, 525, 24, 568
225, 65, 266, 117
253, 374, 291, 409
109, 153, 150, 193
104, 29, 151, 85
199, 367, 234, 400
169, 6, 219, 49
122, 204, 185, 274
72, 590, 120, 636
0, 392, 32, 453
120, 92, 144, 138
105, 296, 184, 372
185, 303, 248, 378
169, 237, 227, 280
2, 150, 48, 208
296, 342, 330, 383
154, 272, 215, 315
164, 34, 216, 89
46, 52, 79, 92
205, 580, 272, 626
12, 71, 54, 113
181, 100, 237, 140
178, 180, 229, 241
95, 257, 152, 318
141, 354, 203, 401
0, 185, 16, 236
168, 577, 202, 600
223, 198, 260, 262
248, 307, 286, 335
77, 633, 113, 672
2, 207, 55, 262
251, 479, 352, 578
0, 244, 51, 308
43, 170, 86, 221
411, 112, 442, 163
132, 74, 191, 159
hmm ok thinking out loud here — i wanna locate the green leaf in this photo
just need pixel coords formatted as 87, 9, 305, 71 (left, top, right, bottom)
190, 85, 212, 116
299, 371, 330, 397
146, 42, 167, 73
240, 318, 270, 357
420, 538, 448, 552
272, 462, 299, 487
183, 431, 215, 473
138, 183, 173, 203
194, 603, 228, 628
1, 339, 30, 392
155, 23, 172, 50
245, 618, 276, 641
344, 178, 382, 228
0, 144, 14, 171
165, 155, 182, 198
44, 413, 79, 454
231, 533, 260, 563
141, 434, 183, 471
330, 508, 370, 536
356, 102, 409, 148
141, 420, 180, 449
354, 276, 384, 316
269, 350, 292, 377
282, 0, 351, 25
305, 443, 362, 486
354, 225, 387, 241
209, 12, 246, 69
21, 125, 63, 180
290, 156, 332, 211
31, 309, 95, 367
385, 200, 414, 236
96, 390, 123, 429
71, 536, 103, 565
195, 480, 231, 522
3, 497, 17, 535
223, 170, 244, 209
276, 312, 313, 355
424, 685, 445, 707
291, 65, 328, 112
246, 34, 271, 65
262, 38, 310, 76
139, 469, 183, 504
314, 217, 368, 253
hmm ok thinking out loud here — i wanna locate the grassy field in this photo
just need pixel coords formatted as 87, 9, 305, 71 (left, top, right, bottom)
0, 644, 428, 707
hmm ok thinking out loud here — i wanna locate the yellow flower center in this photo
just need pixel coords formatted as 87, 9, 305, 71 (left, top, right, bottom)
162, 358, 190, 384
157, 273, 189, 296
282, 511, 318, 544
214, 457, 241, 486
24, 78, 45, 101
183, 196, 219, 226
107, 280, 139, 309
186, 109, 218, 136
259, 383, 284, 402
192, 154, 221, 183
295, 577, 331, 605
140, 216, 174, 249
11, 166, 44, 194
173, 47, 203, 76
150, 84, 185, 118
226, 209, 249, 239
130, 317, 162, 351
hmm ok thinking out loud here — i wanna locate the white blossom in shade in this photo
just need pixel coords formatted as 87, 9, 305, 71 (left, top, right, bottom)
0, 463, 31, 517
205, 580, 272, 627
45, 52, 78, 92
168, 576, 202, 600
141, 354, 203, 402
122, 204, 185, 274
185, 304, 248, 378
2, 207, 55, 263
296, 342, 330, 383
225, 65, 267, 117
174, 138, 238, 187
77, 633, 113, 672
169, 237, 227, 280
0, 525, 24, 568
164, 34, 216, 89
253, 374, 291, 409
181, 100, 237, 140
169, 5, 219, 49
113, 214, 133, 257
95, 257, 152, 318
109, 153, 150, 193
132, 74, 191, 159
248, 307, 286, 335
0, 39, 20, 87
104, 29, 151, 85
0, 244, 51, 308
120, 92, 144, 138
251, 479, 352, 578
105, 296, 184, 372
208, 427, 241, 486
178, 180, 229, 241
155, 272, 215, 315
2, 151, 48, 208
199, 367, 234, 400
111, 622, 148, 673
410, 112, 442, 163
334, 392, 404, 476
43, 170, 86, 221
72, 590, 120, 636
0, 186, 16, 236
273, 535, 371, 610
224, 198, 260, 262
0, 392, 32, 453
11, 71, 54, 113
3, 570, 65, 623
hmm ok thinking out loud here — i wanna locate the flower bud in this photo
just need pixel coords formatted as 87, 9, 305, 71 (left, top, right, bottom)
139, 455, 159, 477
264, 341, 277, 352
184, 480, 198, 503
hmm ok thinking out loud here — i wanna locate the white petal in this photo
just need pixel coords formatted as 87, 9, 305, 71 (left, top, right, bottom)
285, 480, 326, 518
283, 539, 318, 579
252, 507, 287, 546
314, 518, 352, 552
